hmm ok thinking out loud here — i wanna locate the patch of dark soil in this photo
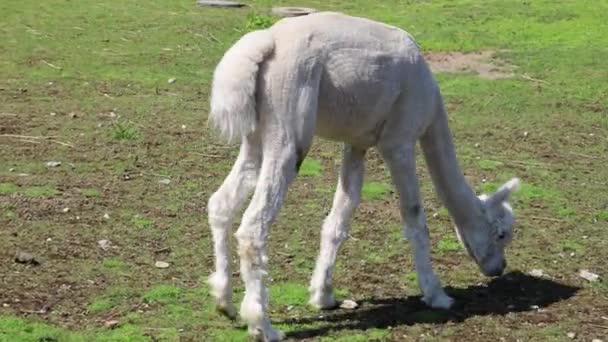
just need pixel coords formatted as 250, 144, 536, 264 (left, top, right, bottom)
284, 272, 579, 339
424, 51, 516, 80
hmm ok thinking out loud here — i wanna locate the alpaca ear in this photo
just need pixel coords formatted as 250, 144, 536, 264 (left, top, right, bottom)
488, 177, 520, 207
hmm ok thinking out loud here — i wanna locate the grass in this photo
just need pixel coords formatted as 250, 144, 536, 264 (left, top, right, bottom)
298, 158, 323, 177
1, 0, 607, 341
361, 182, 392, 200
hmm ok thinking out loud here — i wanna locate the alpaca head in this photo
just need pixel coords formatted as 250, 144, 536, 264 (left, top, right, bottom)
455, 178, 520, 277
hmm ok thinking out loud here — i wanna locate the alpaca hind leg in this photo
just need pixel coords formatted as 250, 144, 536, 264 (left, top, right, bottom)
235, 143, 299, 341
379, 144, 453, 309
207, 135, 262, 318
309, 144, 366, 309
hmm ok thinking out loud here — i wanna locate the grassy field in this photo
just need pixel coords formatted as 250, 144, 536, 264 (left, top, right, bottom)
1, 0, 607, 341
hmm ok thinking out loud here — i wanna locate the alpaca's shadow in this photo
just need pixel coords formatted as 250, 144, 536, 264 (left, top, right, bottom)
282, 271, 579, 339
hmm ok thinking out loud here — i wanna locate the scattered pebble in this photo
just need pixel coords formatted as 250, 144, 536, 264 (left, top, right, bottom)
18, 173, 29, 177
158, 179, 171, 185
432, 212, 439, 218
50, 112, 56, 116
104, 320, 120, 329
46, 161, 62, 167
339, 299, 358, 310
579, 269, 600, 282
9, 168, 14, 172
474, 143, 480, 148
62, 207, 70, 213
529, 269, 546, 278
523, 131, 529, 138
103, 213, 110, 220
155, 261, 170, 269
14, 251, 39, 265
168, 78, 176, 84
567, 332, 576, 339
98, 239, 112, 251
46, 238, 52, 242
529, 305, 540, 310
592, 339, 603, 342
286, 305, 294, 311
181, 124, 187, 130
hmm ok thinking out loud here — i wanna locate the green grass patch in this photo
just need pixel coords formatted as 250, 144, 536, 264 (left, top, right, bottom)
87, 298, 114, 314
561, 239, 584, 254
102, 257, 126, 270
298, 158, 322, 177
270, 282, 308, 307
144, 285, 182, 304
244, 13, 276, 31
23, 185, 58, 198
131, 215, 154, 230
111, 122, 140, 141
0, 183, 19, 195
438, 237, 461, 253
361, 182, 391, 200
596, 210, 608, 222
81, 188, 102, 198
478, 159, 504, 170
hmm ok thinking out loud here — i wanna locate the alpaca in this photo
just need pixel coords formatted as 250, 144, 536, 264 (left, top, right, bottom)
206, 12, 520, 341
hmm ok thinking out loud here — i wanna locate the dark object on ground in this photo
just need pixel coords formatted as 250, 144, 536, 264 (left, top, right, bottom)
196, 0, 247, 8
271, 7, 317, 17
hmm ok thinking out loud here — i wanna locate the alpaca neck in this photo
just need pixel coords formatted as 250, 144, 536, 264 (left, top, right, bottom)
420, 102, 482, 229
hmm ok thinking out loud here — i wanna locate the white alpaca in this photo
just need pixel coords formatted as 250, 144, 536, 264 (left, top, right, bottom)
207, 12, 520, 341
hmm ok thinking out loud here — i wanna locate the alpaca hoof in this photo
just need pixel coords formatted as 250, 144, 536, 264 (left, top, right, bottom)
422, 292, 454, 310
251, 327, 286, 342
216, 303, 238, 320
308, 291, 338, 310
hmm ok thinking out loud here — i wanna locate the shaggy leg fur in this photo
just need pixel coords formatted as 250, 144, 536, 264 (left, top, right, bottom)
309, 144, 366, 309
207, 136, 262, 318
380, 144, 454, 309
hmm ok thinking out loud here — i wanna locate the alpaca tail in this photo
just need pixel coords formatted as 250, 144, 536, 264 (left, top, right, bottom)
208, 29, 275, 142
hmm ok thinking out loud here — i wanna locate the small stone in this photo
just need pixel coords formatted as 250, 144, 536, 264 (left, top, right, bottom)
168, 78, 176, 84
592, 339, 603, 342
15, 251, 39, 265
474, 143, 480, 148
62, 207, 70, 213
104, 320, 120, 329
50, 112, 56, 116
109, 111, 117, 118
98, 240, 112, 251
567, 332, 576, 339
181, 124, 187, 130
158, 179, 171, 185
103, 213, 110, 220
432, 212, 439, 218
2, 303, 9, 308
339, 299, 358, 310
523, 131, 529, 138
46, 161, 62, 167
529, 269, 546, 278
18, 173, 29, 177
579, 269, 600, 282
286, 305, 294, 311
9, 168, 14, 172
155, 261, 170, 269
46, 238, 52, 242
530, 305, 540, 310
482, 178, 487, 183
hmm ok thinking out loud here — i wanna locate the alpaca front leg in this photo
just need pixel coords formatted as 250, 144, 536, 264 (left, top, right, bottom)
309, 145, 365, 309
207, 138, 261, 318
380, 144, 453, 310
235, 150, 297, 341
